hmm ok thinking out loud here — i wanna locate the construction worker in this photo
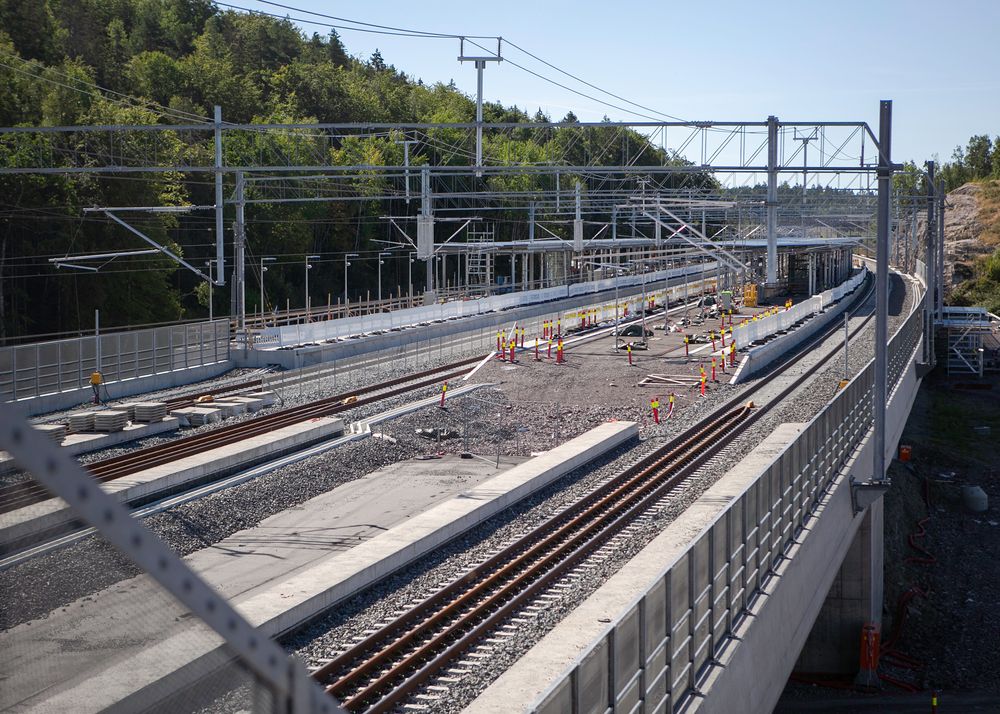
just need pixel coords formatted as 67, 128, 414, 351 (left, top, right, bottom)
90, 370, 103, 405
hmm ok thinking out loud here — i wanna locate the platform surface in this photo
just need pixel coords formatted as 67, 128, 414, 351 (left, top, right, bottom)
0, 453, 523, 713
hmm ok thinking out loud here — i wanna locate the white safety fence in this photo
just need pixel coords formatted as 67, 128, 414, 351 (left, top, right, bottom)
731, 268, 868, 350
255, 263, 719, 349
1, 320, 231, 402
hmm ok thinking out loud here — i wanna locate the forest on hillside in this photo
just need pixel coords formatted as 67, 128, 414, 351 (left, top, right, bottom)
0, 0, 713, 340
3, 1, 996, 340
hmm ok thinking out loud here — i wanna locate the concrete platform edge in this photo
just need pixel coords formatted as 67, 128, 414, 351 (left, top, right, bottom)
733, 274, 870, 384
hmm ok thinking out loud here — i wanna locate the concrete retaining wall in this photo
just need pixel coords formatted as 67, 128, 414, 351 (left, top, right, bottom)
694, 333, 921, 713
255, 264, 718, 349
236, 272, 717, 370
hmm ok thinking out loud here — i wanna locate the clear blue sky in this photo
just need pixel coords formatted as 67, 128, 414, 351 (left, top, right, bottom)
241, 0, 998, 166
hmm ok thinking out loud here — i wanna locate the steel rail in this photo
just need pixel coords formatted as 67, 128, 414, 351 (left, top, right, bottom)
0, 356, 483, 514
312, 273, 883, 712
325, 407, 751, 712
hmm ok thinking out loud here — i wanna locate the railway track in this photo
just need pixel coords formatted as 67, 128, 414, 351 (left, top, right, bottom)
309, 274, 881, 712
314, 403, 753, 712
0, 356, 484, 515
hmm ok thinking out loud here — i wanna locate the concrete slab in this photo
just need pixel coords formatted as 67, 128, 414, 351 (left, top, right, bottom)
0, 417, 345, 547
0, 419, 180, 475
207, 400, 248, 417
227, 396, 264, 412
0, 421, 638, 713
169, 406, 222, 427
243, 391, 276, 407
465, 422, 805, 714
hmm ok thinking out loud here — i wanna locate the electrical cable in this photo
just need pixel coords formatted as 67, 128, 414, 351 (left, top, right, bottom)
0, 51, 211, 124
215, 1, 458, 39
219, 0, 700, 127
247, 0, 494, 39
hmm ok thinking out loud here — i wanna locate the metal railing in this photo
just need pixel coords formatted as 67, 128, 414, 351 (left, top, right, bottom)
535, 282, 924, 714
0, 320, 230, 402
0, 393, 337, 714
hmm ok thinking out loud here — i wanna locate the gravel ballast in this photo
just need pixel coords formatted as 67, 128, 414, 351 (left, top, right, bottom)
285, 274, 918, 712
1, 272, 919, 714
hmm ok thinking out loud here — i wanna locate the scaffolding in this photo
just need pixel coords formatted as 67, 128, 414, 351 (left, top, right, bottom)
938, 306, 993, 377
465, 223, 495, 295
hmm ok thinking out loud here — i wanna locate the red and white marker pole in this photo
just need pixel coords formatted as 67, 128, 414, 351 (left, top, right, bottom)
700, 374, 706, 397
668, 393, 675, 418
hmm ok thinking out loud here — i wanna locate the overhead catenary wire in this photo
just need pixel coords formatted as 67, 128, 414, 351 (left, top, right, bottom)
218, 0, 705, 127
246, 0, 494, 39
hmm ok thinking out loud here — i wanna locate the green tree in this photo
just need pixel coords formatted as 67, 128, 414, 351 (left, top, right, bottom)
103, 18, 130, 89
127, 50, 186, 107
180, 28, 262, 121
965, 134, 993, 179
0, 0, 64, 63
